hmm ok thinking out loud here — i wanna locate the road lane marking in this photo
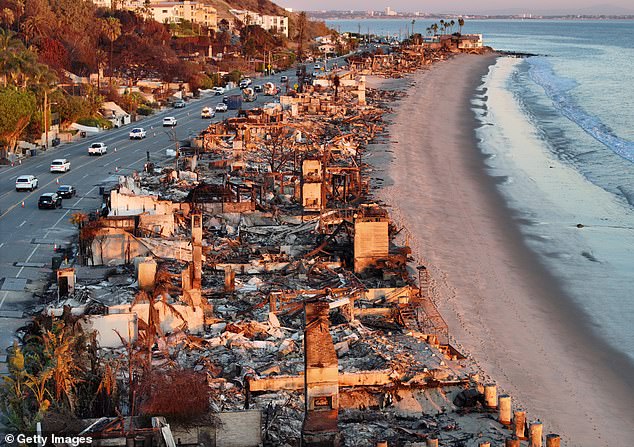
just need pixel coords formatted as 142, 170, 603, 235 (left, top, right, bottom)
0, 185, 98, 309
18, 220, 26, 228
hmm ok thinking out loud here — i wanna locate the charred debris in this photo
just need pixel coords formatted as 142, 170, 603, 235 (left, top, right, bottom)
16, 47, 524, 447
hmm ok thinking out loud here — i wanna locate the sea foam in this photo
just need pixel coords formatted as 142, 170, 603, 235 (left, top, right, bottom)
527, 57, 634, 163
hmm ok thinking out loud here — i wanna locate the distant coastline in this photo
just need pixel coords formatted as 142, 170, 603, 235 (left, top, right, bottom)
310, 12, 634, 21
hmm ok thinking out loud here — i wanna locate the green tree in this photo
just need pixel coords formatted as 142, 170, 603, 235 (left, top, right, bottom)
51, 90, 89, 127
120, 90, 143, 119
0, 87, 35, 160
84, 84, 104, 116
224, 70, 241, 84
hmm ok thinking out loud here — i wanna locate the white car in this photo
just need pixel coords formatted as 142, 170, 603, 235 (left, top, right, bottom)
201, 107, 214, 119
215, 103, 228, 112
163, 117, 177, 127
88, 142, 107, 155
239, 78, 252, 88
212, 86, 225, 95
16, 175, 38, 191
129, 128, 147, 139
314, 64, 322, 70
50, 159, 70, 173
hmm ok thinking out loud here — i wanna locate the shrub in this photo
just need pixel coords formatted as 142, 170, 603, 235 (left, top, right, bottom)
224, 70, 242, 84
137, 105, 154, 116
76, 117, 113, 130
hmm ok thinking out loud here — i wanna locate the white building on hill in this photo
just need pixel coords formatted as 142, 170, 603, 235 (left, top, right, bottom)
229, 9, 288, 37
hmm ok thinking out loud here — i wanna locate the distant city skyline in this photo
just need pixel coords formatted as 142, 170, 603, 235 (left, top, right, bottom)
278, 1, 634, 15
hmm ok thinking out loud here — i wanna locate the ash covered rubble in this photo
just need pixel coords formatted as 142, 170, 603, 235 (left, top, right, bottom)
29, 58, 520, 447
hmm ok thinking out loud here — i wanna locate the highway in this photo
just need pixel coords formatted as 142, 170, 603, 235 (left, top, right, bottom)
0, 58, 346, 358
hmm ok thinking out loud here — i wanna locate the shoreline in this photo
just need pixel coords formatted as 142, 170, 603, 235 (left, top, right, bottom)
371, 53, 634, 445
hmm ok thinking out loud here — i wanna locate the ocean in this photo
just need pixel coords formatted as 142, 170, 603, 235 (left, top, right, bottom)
328, 19, 634, 365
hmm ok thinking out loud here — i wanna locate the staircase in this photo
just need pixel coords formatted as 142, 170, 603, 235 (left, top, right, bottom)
398, 304, 420, 331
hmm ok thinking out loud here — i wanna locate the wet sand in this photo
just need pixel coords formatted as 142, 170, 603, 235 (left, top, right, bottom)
374, 53, 634, 446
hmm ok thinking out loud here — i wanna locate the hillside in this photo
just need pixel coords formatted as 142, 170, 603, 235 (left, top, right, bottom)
205, 0, 330, 39
204, 0, 285, 22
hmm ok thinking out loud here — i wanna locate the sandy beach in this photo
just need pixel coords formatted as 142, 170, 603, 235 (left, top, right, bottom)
373, 54, 634, 446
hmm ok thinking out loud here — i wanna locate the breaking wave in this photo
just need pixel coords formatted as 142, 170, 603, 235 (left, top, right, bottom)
527, 57, 634, 163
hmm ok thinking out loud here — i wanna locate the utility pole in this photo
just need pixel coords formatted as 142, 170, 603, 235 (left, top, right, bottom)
43, 89, 48, 149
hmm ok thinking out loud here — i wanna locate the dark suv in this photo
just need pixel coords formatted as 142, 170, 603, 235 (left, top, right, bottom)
56, 185, 76, 198
38, 193, 62, 209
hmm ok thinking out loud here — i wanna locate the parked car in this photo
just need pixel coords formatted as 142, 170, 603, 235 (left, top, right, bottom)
88, 142, 108, 155
280, 75, 288, 83
253, 85, 263, 93
201, 107, 214, 119
15, 175, 38, 191
212, 86, 225, 95
129, 128, 146, 139
50, 158, 70, 173
215, 103, 228, 112
56, 185, 76, 199
173, 99, 186, 108
163, 117, 177, 127
38, 193, 62, 209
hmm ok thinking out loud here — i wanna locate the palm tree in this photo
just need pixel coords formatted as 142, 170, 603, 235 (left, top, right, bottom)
458, 18, 465, 35
0, 29, 20, 87
431, 23, 438, 36
20, 13, 50, 45
5, 47, 38, 89
100, 17, 121, 85
450, 20, 455, 34
0, 8, 15, 29
296, 11, 307, 61
439, 19, 445, 35
94, 48, 107, 89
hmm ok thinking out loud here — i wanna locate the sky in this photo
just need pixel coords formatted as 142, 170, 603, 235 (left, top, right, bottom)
276, 1, 634, 15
